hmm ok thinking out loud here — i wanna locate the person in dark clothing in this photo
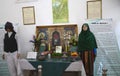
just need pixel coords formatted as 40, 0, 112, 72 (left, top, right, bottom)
2, 21, 22, 76
77, 23, 98, 76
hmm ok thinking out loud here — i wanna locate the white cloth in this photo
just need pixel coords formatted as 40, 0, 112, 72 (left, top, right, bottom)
4, 51, 23, 76
65, 61, 86, 76
19, 59, 35, 70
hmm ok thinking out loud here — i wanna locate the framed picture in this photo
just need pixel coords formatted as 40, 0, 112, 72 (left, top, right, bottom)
87, 0, 102, 19
56, 46, 62, 53
22, 6, 35, 25
36, 24, 78, 52
52, 0, 69, 23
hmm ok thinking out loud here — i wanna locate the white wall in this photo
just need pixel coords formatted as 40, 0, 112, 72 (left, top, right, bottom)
0, 0, 120, 57
102, 0, 120, 50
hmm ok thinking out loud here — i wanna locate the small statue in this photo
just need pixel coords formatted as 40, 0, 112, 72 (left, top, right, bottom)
102, 68, 108, 76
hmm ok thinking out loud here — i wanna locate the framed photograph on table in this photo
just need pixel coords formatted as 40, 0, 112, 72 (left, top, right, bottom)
87, 0, 102, 19
56, 46, 62, 53
22, 6, 35, 25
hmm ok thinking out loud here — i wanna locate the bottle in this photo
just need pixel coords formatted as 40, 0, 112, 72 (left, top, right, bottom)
48, 53, 51, 59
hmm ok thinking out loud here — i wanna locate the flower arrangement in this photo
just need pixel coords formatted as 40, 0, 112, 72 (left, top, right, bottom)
29, 35, 41, 51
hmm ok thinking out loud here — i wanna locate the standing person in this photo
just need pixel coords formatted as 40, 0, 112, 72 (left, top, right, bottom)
77, 23, 98, 76
2, 22, 22, 76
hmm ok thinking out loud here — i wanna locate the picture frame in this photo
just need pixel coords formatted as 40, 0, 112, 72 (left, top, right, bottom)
52, 0, 69, 23
36, 24, 78, 52
87, 0, 102, 19
22, 6, 35, 25
55, 46, 62, 53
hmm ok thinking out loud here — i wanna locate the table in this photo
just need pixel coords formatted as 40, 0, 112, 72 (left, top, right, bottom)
19, 58, 86, 76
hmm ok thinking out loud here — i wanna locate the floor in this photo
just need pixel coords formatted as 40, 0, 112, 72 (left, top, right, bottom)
0, 54, 10, 76
94, 47, 120, 76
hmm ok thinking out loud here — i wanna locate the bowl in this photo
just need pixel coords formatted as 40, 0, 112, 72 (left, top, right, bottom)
37, 55, 46, 61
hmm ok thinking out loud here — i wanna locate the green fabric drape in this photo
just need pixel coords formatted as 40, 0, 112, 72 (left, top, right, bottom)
77, 23, 97, 51
29, 59, 71, 76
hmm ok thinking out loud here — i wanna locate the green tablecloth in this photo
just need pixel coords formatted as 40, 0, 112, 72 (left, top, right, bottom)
29, 58, 71, 76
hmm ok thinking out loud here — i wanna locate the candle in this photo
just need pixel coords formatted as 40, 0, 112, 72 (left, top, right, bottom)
48, 42, 50, 51
65, 45, 67, 52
